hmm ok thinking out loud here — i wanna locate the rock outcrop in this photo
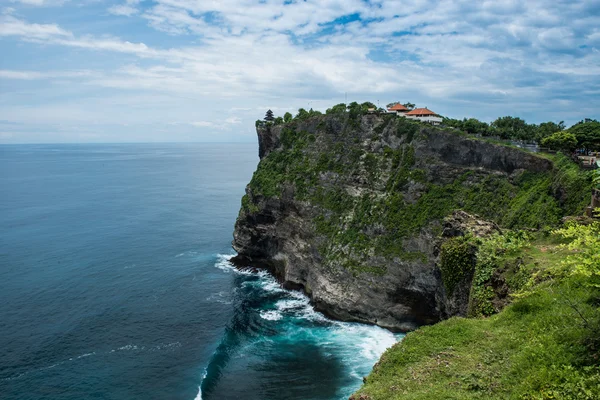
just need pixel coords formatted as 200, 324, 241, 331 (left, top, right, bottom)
232, 113, 571, 331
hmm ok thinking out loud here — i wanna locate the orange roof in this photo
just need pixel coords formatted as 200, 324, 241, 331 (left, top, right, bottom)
405, 107, 437, 116
387, 103, 408, 111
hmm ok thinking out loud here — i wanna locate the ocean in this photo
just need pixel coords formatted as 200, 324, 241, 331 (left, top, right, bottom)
0, 143, 400, 400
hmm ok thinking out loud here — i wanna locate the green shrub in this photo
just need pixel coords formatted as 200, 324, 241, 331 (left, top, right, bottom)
440, 235, 476, 294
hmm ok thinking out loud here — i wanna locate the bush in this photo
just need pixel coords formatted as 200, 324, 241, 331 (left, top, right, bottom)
541, 131, 578, 152
440, 235, 476, 294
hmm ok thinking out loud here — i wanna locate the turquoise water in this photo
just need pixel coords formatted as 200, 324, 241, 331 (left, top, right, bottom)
0, 143, 400, 400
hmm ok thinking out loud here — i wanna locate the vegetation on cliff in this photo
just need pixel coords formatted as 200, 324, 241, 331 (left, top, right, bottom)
354, 223, 600, 399
242, 111, 592, 275
238, 107, 599, 397
442, 116, 600, 150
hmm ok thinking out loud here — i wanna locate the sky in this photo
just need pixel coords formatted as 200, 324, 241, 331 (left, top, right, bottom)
0, 0, 599, 143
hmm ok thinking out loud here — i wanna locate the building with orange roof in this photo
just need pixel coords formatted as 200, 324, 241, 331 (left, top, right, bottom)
386, 103, 409, 115
405, 107, 442, 125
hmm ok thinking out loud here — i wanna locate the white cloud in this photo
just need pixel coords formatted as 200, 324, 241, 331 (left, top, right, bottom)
0, 14, 71, 39
225, 116, 241, 124
108, 5, 138, 17
108, 0, 141, 17
190, 121, 213, 127
0, 69, 93, 79
1, 0, 599, 143
10, 0, 69, 6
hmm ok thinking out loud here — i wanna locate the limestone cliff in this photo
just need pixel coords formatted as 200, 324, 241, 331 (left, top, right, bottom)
232, 113, 581, 331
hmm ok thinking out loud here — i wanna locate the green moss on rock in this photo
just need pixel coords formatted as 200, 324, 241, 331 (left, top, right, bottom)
245, 117, 592, 276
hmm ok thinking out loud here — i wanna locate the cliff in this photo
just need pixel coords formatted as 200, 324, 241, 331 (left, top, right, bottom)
232, 112, 588, 332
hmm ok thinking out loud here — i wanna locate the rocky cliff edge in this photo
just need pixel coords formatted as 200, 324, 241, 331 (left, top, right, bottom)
231, 113, 574, 331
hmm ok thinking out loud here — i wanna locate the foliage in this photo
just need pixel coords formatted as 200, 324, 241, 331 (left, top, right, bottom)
355, 226, 600, 399
469, 231, 532, 316
326, 103, 347, 114
240, 194, 259, 213
295, 108, 309, 120
567, 119, 600, 151
443, 117, 490, 136
293, 107, 322, 121
244, 107, 600, 399
541, 130, 578, 152
537, 121, 565, 142
549, 153, 594, 215
361, 101, 377, 111
551, 222, 600, 282
245, 114, 592, 276
283, 112, 293, 123
443, 116, 572, 145
395, 117, 420, 141
440, 235, 476, 294
491, 116, 536, 141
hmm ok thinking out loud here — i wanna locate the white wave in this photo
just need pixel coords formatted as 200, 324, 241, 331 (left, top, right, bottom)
75, 352, 95, 359
194, 369, 208, 400
275, 298, 308, 312
110, 344, 143, 353
209, 251, 404, 400
258, 279, 284, 294
214, 254, 251, 274
152, 342, 181, 351
259, 310, 283, 321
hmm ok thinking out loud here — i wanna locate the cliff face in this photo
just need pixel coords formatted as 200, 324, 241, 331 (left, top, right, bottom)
232, 113, 568, 331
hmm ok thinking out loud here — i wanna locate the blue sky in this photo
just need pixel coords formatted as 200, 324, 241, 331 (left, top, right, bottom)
1, 0, 599, 143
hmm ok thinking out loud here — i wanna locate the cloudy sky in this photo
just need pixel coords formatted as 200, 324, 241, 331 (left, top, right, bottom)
1, 0, 599, 143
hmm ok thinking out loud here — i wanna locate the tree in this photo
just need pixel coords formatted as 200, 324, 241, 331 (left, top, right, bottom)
402, 102, 415, 110
264, 109, 275, 122
567, 120, 600, 151
326, 103, 347, 114
463, 118, 489, 135
360, 102, 377, 113
274, 116, 284, 125
441, 117, 489, 135
283, 112, 293, 123
541, 131, 578, 152
347, 102, 362, 120
308, 108, 322, 117
536, 121, 564, 143
441, 117, 463, 130
490, 116, 535, 141
295, 108, 309, 120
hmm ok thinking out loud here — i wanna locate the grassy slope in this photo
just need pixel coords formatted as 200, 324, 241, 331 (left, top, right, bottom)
354, 234, 600, 400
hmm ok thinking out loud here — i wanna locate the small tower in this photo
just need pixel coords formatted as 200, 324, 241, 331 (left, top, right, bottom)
264, 109, 275, 122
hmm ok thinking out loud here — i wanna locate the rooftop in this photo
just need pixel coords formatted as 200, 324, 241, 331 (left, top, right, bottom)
387, 103, 409, 111
405, 107, 437, 116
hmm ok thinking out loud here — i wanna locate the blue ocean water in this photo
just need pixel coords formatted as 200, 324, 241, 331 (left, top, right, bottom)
0, 143, 400, 400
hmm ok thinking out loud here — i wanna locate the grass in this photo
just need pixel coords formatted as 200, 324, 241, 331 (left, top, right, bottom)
354, 232, 600, 400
